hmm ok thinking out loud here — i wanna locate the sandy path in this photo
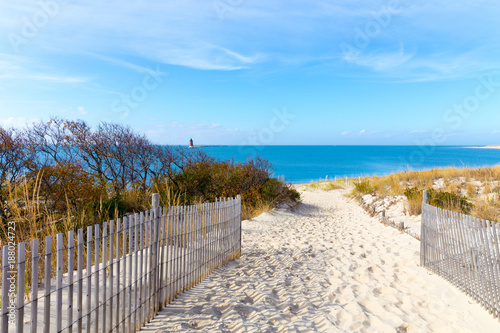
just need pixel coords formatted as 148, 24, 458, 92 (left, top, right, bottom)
140, 189, 500, 332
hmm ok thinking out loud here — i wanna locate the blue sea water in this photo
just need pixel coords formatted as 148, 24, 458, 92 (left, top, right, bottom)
200, 146, 500, 183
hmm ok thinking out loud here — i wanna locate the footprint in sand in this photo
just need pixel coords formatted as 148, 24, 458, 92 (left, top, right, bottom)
240, 295, 254, 305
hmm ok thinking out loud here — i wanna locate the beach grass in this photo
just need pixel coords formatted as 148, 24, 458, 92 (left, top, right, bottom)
306, 165, 500, 222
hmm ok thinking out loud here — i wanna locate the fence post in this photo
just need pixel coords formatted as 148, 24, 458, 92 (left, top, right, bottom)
152, 193, 160, 209
420, 190, 427, 267
151, 191, 160, 318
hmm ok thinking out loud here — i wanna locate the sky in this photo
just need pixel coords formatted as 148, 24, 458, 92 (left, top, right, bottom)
0, 0, 499, 145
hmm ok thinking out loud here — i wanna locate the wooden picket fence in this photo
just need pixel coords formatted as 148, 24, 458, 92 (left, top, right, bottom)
0, 195, 241, 332
420, 191, 500, 319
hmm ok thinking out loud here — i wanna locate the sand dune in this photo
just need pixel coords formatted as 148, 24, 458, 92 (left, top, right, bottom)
140, 189, 500, 332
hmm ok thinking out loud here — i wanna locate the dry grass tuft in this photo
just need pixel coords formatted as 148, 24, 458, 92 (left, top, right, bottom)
305, 179, 344, 191
307, 165, 500, 222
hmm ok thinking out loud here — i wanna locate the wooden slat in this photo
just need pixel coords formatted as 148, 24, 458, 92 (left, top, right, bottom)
16, 242, 26, 333
122, 217, 127, 333
447, 211, 459, 286
77, 230, 83, 333
195, 205, 200, 285
67, 231, 74, 333
238, 195, 242, 258
156, 207, 162, 312
185, 205, 191, 291
462, 212, 473, 295
151, 208, 157, 316
101, 222, 107, 333
30, 239, 39, 333
210, 201, 216, 274
490, 221, 500, 317
468, 214, 481, 304
204, 203, 209, 279
138, 212, 144, 327
116, 218, 121, 330
216, 199, 222, 269
133, 213, 139, 333
471, 216, 486, 307
2, 246, 8, 333
199, 204, 205, 283
485, 220, 500, 317
108, 220, 114, 331
167, 207, 174, 304
94, 224, 100, 333
181, 205, 187, 293
188, 204, 193, 289
480, 219, 496, 315
44, 236, 52, 333
128, 215, 134, 332
146, 211, 152, 322
454, 212, 470, 297
56, 234, 63, 332
86, 226, 92, 332
159, 207, 165, 308
175, 205, 180, 299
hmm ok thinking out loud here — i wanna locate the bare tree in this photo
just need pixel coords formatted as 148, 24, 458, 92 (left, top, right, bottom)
0, 126, 32, 219
24, 117, 79, 170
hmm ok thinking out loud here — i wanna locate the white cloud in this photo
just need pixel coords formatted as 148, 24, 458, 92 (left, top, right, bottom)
1, 1, 499, 79
341, 131, 351, 135
77, 106, 87, 115
359, 129, 366, 134
344, 46, 414, 72
0, 117, 39, 128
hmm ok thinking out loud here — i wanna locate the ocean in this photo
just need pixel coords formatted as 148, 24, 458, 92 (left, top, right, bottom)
200, 146, 500, 183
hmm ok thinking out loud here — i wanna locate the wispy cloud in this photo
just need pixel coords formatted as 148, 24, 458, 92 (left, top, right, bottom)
343, 46, 414, 72
0, 54, 90, 83
2, 1, 499, 78
0, 117, 39, 128
86, 53, 162, 74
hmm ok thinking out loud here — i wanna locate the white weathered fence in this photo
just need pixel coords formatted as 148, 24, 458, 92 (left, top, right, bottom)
420, 191, 500, 319
0, 195, 241, 332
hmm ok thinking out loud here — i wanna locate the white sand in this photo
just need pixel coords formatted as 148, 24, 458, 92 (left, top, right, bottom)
140, 189, 500, 332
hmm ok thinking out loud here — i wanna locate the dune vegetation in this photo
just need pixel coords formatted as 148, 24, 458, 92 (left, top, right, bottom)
0, 118, 300, 247
306, 166, 500, 222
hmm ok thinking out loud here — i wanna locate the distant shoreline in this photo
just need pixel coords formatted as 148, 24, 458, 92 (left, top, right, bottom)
462, 145, 500, 149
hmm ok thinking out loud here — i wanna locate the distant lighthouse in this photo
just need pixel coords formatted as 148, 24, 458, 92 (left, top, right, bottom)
189, 138, 194, 148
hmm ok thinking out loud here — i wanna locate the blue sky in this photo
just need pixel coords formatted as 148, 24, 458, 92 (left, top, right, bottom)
1, 0, 499, 145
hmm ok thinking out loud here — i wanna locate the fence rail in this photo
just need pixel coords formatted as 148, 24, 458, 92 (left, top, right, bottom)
0, 195, 241, 332
420, 191, 500, 319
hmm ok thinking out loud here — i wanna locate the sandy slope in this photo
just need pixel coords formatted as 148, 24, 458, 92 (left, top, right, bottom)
140, 189, 500, 332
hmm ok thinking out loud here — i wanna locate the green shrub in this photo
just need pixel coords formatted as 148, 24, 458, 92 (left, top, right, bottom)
404, 187, 473, 215
96, 196, 128, 220
428, 189, 473, 215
